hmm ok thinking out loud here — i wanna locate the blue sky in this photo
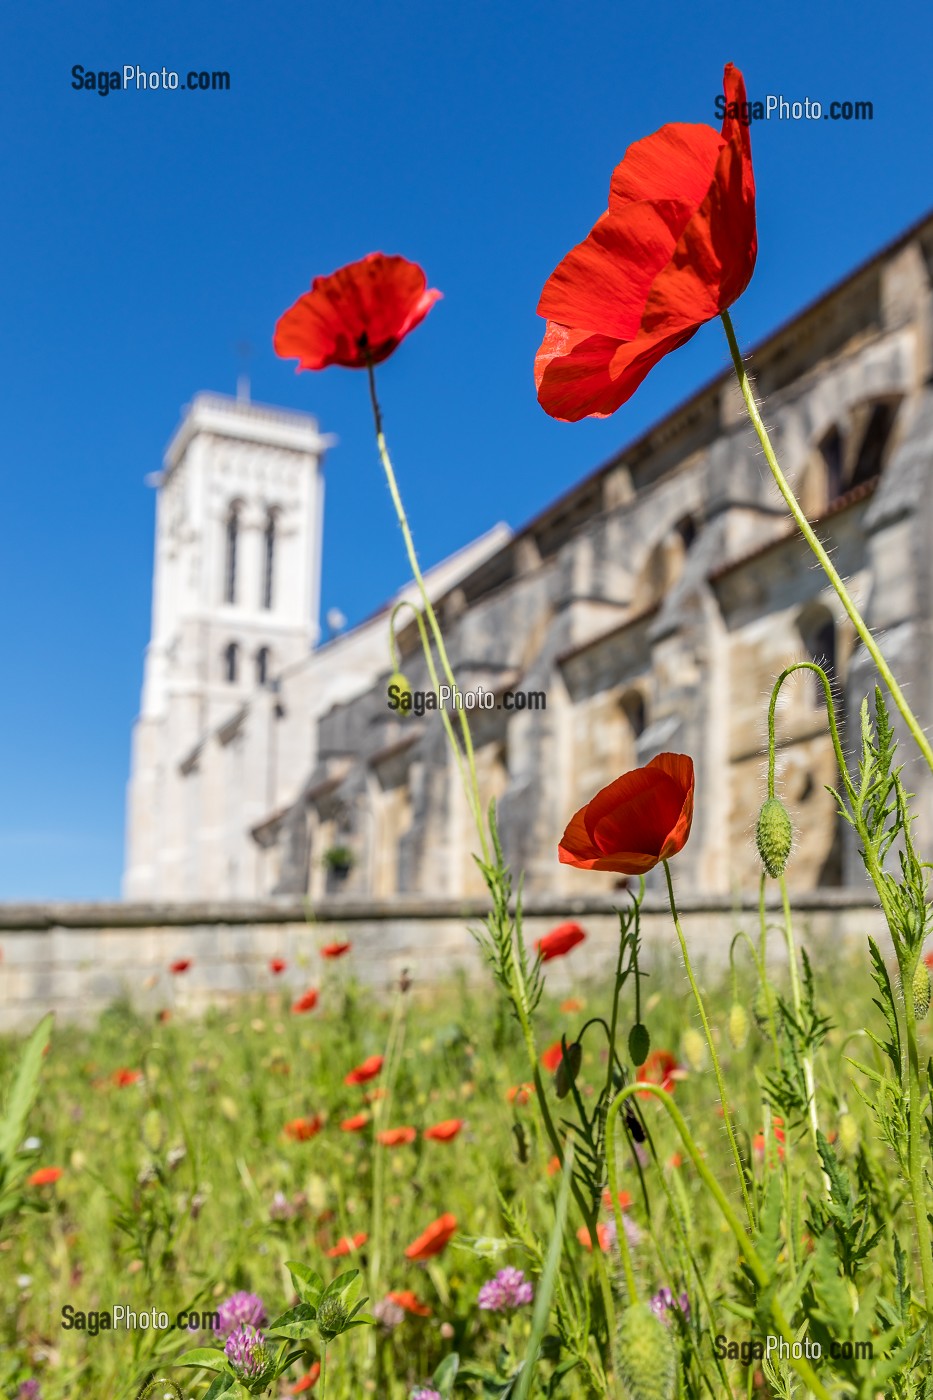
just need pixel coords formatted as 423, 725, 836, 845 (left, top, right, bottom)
1, 1, 929, 899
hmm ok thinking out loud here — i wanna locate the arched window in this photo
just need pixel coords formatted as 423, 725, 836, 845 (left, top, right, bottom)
851, 400, 898, 488
224, 505, 240, 604
262, 510, 276, 610
256, 646, 270, 687
224, 641, 239, 684
620, 689, 647, 740
818, 427, 844, 503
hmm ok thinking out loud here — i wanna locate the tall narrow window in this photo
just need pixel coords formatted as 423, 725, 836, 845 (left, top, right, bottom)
262, 511, 276, 610
256, 646, 270, 687
224, 505, 240, 604
818, 427, 844, 503
224, 641, 239, 684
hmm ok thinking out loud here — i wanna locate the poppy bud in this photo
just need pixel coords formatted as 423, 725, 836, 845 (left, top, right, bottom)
728, 1003, 749, 1051
753, 983, 779, 1034
512, 1122, 529, 1164
628, 1023, 650, 1066
913, 961, 931, 1020
681, 1028, 705, 1071
755, 797, 793, 879
837, 1112, 859, 1156
388, 671, 413, 718
624, 1107, 646, 1144
554, 1042, 583, 1099
615, 1302, 677, 1400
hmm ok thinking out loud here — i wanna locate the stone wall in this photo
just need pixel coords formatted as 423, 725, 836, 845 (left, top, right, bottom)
0, 895, 887, 1034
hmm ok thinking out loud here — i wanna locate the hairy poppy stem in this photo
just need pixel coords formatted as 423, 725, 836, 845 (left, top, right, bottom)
606, 1085, 834, 1400
662, 860, 756, 1232
365, 363, 490, 865
722, 308, 933, 778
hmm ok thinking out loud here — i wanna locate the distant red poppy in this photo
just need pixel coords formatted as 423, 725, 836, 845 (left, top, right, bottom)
289, 1362, 321, 1393
423, 1119, 463, 1143
321, 941, 352, 959
284, 1115, 324, 1142
27, 1166, 63, 1187
535, 63, 756, 421
113, 1068, 142, 1087
636, 1049, 681, 1097
404, 1212, 457, 1261
925, 950, 933, 970
363, 1087, 387, 1104
326, 1231, 368, 1258
576, 1223, 613, 1252
753, 1132, 784, 1162
169, 959, 191, 974
274, 253, 441, 372
340, 1112, 370, 1133
602, 1188, 633, 1210
540, 1041, 565, 1073
536, 922, 586, 962
269, 958, 287, 975
344, 1054, 383, 1086
291, 988, 319, 1014
387, 1289, 432, 1316
377, 1126, 417, 1147
156, 1009, 171, 1023
560, 997, 585, 1013
559, 754, 694, 875
506, 1084, 535, 1106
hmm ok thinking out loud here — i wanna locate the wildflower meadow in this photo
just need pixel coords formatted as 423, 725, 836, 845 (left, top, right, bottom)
5, 59, 933, 1400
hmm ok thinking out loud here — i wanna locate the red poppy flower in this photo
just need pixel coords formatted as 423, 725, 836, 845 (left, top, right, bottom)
602, 1188, 633, 1210
321, 941, 351, 959
387, 1289, 432, 1316
576, 1223, 613, 1252
28, 1166, 63, 1187
546, 1155, 561, 1177
169, 959, 191, 974
289, 1362, 321, 1393
752, 1132, 784, 1162
156, 1009, 171, 1023
540, 1041, 565, 1073
636, 1049, 681, 1097
560, 997, 585, 1013
925, 950, 933, 970
423, 1119, 463, 1143
535, 921, 586, 962
340, 1112, 370, 1133
274, 253, 441, 372
377, 1126, 417, 1147
113, 1068, 142, 1087
506, 1083, 535, 1106
269, 958, 287, 975
291, 988, 319, 1014
284, 1115, 324, 1142
559, 754, 694, 875
536, 64, 756, 422
404, 1212, 458, 1261
344, 1054, 383, 1086
326, 1231, 368, 1258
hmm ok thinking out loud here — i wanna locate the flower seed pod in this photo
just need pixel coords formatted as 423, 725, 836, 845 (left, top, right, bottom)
728, 1003, 749, 1051
628, 1023, 650, 1067
837, 1112, 859, 1157
554, 1041, 582, 1099
753, 982, 779, 1034
615, 1302, 677, 1400
913, 960, 931, 1020
755, 797, 793, 879
681, 1027, 705, 1071
388, 671, 413, 718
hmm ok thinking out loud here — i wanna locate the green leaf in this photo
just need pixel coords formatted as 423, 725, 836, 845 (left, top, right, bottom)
0, 1013, 54, 1163
432, 1351, 460, 1396
202, 1374, 236, 1399
266, 1303, 317, 1340
285, 1261, 324, 1307
172, 1346, 230, 1372
321, 1268, 358, 1300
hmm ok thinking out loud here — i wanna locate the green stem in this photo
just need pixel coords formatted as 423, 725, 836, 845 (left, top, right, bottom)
366, 364, 489, 864
778, 875, 822, 1155
663, 860, 756, 1232
723, 307, 933, 777
366, 985, 407, 1369
606, 1085, 833, 1400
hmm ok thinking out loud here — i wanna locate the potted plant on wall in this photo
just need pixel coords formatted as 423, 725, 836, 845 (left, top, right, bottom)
322, 845, 355, 881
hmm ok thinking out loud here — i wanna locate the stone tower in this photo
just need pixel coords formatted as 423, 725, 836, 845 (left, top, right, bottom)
124, 392, 331, 899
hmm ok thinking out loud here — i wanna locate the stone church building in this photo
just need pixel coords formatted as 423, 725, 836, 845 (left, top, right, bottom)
124, 212, 933, 907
